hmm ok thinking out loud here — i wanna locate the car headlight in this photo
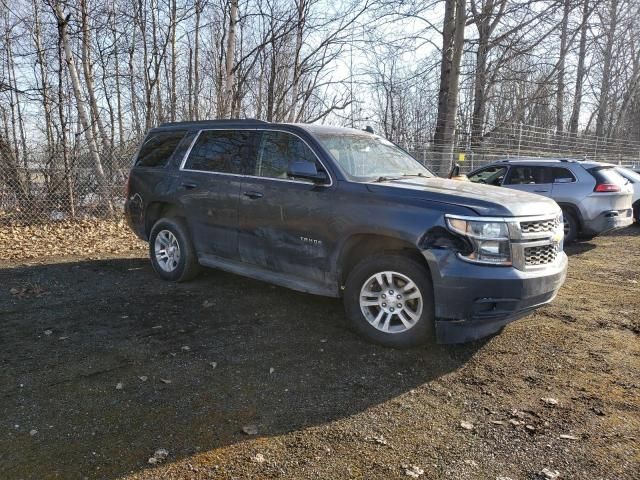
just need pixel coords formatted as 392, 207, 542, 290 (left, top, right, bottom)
446, 215, 512, 265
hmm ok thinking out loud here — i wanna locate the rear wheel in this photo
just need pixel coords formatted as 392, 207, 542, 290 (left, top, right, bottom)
149, 218, 200, 282
562, 209, 578, 244
343, 254, 434, 348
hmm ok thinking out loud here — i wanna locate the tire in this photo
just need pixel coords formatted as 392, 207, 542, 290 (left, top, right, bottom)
343, 254, 435, 348
634, 201, 640, 223
148, 217, 200, 282
562, 209, 578, 244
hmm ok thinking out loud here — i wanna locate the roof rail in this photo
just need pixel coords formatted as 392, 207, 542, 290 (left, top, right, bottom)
158, 118, 270, 128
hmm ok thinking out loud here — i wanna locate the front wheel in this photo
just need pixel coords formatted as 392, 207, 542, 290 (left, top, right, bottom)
149, 218, 200, 282
343, 254, 435, 348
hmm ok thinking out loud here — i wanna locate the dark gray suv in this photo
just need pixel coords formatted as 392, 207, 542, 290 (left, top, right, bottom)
126, 120, 567, 347
467, 159, 634, 242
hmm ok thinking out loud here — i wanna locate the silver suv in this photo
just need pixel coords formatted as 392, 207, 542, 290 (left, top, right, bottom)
467, 159, 634, 242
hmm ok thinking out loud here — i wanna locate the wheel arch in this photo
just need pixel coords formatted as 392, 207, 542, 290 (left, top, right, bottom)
336, 233, 431, 287
557, 202, 582, 231
144, 201, 186, 238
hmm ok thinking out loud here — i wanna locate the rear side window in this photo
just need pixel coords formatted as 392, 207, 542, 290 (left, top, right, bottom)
255, 131, 319, 179
552, 167, 576, 183
136, 130, 186, 167
589, 166, 627, 186
184, 130, 258, 174
505, 166, 551, 185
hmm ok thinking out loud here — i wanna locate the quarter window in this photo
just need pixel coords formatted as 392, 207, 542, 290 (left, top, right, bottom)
136, 130, 186, 167
552, 167, 576, 183
255, 131, 321, 179
184, 130, 258, 174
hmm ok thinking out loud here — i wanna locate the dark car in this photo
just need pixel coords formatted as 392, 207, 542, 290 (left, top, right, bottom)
125, 120, 567, 347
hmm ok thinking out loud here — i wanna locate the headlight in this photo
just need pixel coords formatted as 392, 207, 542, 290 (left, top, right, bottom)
446, 216, 512, 265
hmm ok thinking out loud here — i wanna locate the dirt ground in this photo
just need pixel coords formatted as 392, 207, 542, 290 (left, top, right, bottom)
1, 222, 638, 480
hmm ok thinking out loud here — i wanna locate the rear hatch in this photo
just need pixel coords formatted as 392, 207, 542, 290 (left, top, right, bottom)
587, 165, 634, 212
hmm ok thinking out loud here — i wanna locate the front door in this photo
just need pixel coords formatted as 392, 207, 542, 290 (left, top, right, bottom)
237, 130, 334, 284
179, 129, 258, 259
503, 165, 553, 197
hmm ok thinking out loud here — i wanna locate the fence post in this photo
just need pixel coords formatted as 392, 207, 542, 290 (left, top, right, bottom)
517, 122, 523, 157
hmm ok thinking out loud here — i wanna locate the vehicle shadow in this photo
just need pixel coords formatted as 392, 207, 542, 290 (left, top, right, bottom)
0, 257, 486, 479
565, 240, 597, 256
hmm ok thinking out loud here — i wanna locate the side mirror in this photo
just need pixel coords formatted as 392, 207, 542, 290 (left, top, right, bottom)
288, 161, 328, 183
448, 163, 461, 179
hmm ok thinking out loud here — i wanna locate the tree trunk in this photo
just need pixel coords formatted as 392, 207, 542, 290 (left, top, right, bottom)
52, 2, 113, 215
56, 30, 75, 216
170, 0, 177, 122
80, 0, 111, 153
569, 0, 590, 136
193, 0, 201, 120
433, 0, 465, 175
556, 0, 571, 135
595, 0, 619, 138
287, 0, 306, 122
221, 0, 238, 118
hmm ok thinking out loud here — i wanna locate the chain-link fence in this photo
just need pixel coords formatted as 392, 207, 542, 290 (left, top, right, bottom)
2, 121, 640, 225
405, 122, 640, 174
0, 142, 139, 225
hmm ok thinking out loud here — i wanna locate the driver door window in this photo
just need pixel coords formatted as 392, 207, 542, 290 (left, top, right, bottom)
468, 166, 507, 186
254, 131, 321, 180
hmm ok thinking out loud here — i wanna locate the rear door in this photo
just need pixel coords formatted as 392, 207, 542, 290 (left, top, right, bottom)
237, 129, 334, 284
550, 166, 579, 203
503, 165, 553, 197
179, 129, 258, 259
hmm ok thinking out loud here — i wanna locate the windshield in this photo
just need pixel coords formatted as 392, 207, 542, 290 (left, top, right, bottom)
315, 133, 433, 181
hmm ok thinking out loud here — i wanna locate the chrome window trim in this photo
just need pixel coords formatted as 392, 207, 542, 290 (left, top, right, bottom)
178, 127, 334, 187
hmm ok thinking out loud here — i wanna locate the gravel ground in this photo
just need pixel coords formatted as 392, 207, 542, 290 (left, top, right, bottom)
0, 223, 638, 479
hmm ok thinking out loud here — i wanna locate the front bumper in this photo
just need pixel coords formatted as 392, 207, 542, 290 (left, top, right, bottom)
581, 208, 634, 236
423, 249, 568, 344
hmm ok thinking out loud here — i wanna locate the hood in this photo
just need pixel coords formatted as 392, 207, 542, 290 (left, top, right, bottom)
366, 177, 559, 217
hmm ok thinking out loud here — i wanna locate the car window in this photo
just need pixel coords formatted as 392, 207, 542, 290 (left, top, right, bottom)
616, 167, 640, 183
552, 167, 576, 183
589, 166, 628, 186
136, 130, 186, 167
184, 130, 258, 174
314, 133, 432, 181
255, 131, 320, 179
505, 166, 551, 185
468, 166, 507, 186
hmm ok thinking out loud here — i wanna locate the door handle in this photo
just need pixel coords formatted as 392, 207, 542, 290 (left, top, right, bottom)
243, 191, 263, 199
534, 190, 548, 193
181, 182, 198, 190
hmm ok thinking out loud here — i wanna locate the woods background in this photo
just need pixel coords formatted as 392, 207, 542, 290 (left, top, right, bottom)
1, 0, 640, 222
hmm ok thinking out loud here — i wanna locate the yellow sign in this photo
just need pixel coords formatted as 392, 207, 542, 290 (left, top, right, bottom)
458, 152, 465, 162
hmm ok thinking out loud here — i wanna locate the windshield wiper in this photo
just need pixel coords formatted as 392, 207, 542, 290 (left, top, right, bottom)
372, 176, 401, 183
371, 173, 428, 183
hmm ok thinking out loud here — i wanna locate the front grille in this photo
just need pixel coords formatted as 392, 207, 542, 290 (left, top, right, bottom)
524, 244, 558, 266
520, 217, 560, 234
